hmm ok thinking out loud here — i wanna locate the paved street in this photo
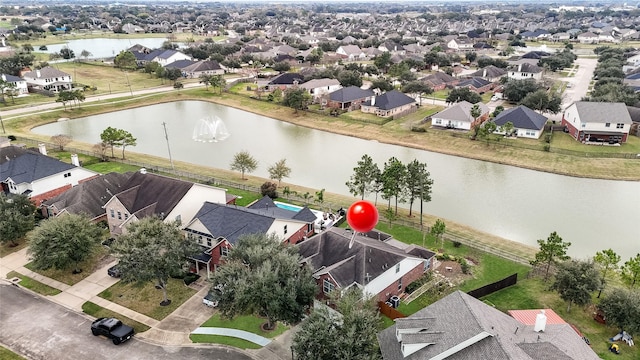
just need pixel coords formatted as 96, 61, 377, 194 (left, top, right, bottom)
0, 283, 253, 360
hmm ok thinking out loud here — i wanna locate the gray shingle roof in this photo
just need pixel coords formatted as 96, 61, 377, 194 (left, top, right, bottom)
0, 146, 75, 184
457, 77, 491, 89
329, 86, 375, 103
433, 101, 489, 122
42, 172, 133, 219
267, 72, 305, 85
571, 101, 633, 124
363, 90, 416, 110
377, 291, 599, 360
164, 59, 196, 69
493, 105, 547, 130
470, 65, 507, 79
182, 60, 223, 72
22, 66, 70, 80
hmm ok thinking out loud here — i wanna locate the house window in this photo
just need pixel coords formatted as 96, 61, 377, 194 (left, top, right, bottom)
124, 213, 129, 220
284, 225, 288, 234
221, 246, 229, 257
323, 279, 335, 294
605, 123, 611, 127
434, 119, 442, 125
206, 238, 212, 247
616, 123, 624, 129
581, 123, 586, 128
197, 235, 203, 245
398, 277, 403, 290
395, 263, 400, 273
63, 172, 71, 178
110, 209, 115, 218
117, 211, 122, 220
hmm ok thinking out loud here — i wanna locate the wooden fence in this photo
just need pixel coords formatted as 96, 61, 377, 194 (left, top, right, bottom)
378, 301, 405, 320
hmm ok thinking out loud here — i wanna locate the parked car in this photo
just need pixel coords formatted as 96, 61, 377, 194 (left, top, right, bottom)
107, 265, 121, 278
203, 293, 218, 307
91, 317, 134, 345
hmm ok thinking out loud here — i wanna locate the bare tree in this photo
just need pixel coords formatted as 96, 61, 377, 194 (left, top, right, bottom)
50, 134, 72, 151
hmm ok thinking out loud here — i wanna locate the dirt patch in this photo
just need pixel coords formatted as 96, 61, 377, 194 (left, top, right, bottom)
436, 260, 471, 285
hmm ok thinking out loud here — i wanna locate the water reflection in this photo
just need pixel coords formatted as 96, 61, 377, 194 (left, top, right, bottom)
192, 116, 230, 143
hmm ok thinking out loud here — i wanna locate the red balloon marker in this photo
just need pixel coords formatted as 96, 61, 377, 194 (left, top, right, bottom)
346, 200, 379, 248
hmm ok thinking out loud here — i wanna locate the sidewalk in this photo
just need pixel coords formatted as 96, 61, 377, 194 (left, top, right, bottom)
0, 247, 296, 359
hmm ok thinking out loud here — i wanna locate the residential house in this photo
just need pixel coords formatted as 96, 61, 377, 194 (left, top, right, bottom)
622, 72, 640, 91
493, 105, 547, 139
22, 66, 72, 93
562, 101, 633, 144
507, 63, 543, 80
577, 31, 599, 44
361, 90, 417, 117
327, 86, 375, 110
420, 72, 458, 91
519, 29, 550, 41
297, 227, 435, 302
1, 74, 28, 95
378, 41, 405, 55
431, 101, 490, 130
103, 170, 229, 236
181, 60, 225, 78
551, 32, 571, 42
122, 23, 144, 34
133, 48, 192, 67
455, 77, 493, 93
0, 145, 98, 206
41, 172, 133, 221
468, 65, 507, 82
378, 291, 599, 360
265, 72, 305, 91
336, 45, 366, 61
183, 198, 317, 277
446, 37, 474, 51
299, 78, 342, 103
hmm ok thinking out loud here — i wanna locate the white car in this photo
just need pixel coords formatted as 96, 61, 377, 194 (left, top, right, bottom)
203, 293, 218, 307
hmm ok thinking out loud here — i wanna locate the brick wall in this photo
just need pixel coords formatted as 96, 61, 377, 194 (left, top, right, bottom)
30, 184, 72, 207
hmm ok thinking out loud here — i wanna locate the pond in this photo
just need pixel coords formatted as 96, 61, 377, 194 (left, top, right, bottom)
32, 101, 640, 259
33, 37, 171, 59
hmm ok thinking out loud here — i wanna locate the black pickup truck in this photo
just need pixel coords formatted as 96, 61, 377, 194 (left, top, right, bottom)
91, 317, 134, 345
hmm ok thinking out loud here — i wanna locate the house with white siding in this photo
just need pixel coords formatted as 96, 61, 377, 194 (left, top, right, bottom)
22, 66, 72, 92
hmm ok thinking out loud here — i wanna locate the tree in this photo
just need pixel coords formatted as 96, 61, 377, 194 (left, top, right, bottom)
500, 121, 514, 136
100, 126, 123, 158
210, 75, 225, 94
430, 219, 446, 249
0, 53, 35, 76
621, 254, 640, 288
80, 49, 92, 60
27, 214, 102, 274
551, 259, 601, 312
373, 51, 392, 72
594, 249, 621, 298
59, 47, 75, 60
144, 61, 162, 77
282, 87, 311, 113
404, 159, 433, 217
199, 74, 212, 90
598, 288, 640, 336
164, 68, 182, 84
114, 50, 137, 70
208, 233, 316, 329
0, 194, 36, 247
71, 89, 85, 108
112, 217, 200, 306
401, 81, 433, 105
337, 70, 362, 87
381, 157, 406, 214
260, 181, 278, 198
272, 61, 291, 73
503, 79, 543, 103
268, 158, 291, 185
475, 121, 497, 141
446, 87, 482, 104
370, 78, 394, 92
345, 154, 380, 200
50, 134, 72, 151
21, 44, 34, 53
56, 90, 74, 110
531, 231, 571, 281
93, 141, 109, 161
292, 288, 381, 360
520, 90, 562, 114
120, 130, 137, 160
230, 150, 258, 180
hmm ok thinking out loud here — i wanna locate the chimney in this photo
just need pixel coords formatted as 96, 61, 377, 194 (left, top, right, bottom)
1, 38, 5, 47
70, 154, 79, 166
517, 64, 522, 72
1, 74, 5, 81
139, 168, 147, 174
483, 69, 487, 78
36, 69, 41, 78
38, 143, 47, 155
534, 310, 547, 332
371, 95, 376, 106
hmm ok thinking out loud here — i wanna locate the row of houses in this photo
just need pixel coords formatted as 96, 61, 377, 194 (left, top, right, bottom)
0, 140, 435, 302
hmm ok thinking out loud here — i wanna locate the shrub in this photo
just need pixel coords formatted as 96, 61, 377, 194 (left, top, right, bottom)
183, 273, 200, 285
458, 258, 471, 274
410, 125, 427, 132
543, 144, 551, 152
453, 241, 462, 248
544, 134, 552, 143
260, 181, 278, 198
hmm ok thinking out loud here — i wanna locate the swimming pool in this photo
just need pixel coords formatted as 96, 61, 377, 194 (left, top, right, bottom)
274, 201, 303, 212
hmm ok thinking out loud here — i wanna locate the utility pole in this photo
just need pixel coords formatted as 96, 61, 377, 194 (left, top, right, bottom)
162, 122, 175, 170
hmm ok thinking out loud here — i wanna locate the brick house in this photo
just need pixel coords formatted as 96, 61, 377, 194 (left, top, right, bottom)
183, 196, 317, 277
562, 102, 633, 144
361, 90, 417, 117
297, 227, 435, 303
326, 86, 375, 110
455, 77, 494, 93
0, 145, 98, 206
420, 72, 459, 91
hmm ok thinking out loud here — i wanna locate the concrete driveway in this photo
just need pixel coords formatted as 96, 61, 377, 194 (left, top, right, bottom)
0, 283, 253, 360
549, 57, 598, 122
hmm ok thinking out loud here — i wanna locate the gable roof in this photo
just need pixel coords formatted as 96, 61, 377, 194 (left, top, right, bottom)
164, 59, 197, 69
299, 78, 341, 90
570, 101, 633, 124
42, 172, 133, 219
421, 72, 456, 86
182, 60, 223, 72
364, 90, 416, 110
1, 73, 24, 82
470, 65, 507, 79
338, 44, 363, 55
512, 62, 543, 74
188, 201, 276, 245
22, 66, 70, 80
378, 290, 600, 360
0, 146, 75, 184
433, 101, 490, 122
111, 171, 193, 220
493, 105, 547, 130
267, 72, 305, 85
329, 86, 375, 103
457, 77, 491, 89
297, 227, 432, 288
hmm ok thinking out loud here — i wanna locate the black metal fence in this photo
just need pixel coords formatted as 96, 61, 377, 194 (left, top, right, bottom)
467, 273, 518, 299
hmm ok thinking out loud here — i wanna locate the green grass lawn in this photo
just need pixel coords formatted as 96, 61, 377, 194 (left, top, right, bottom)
82, 301, 150, 334
0, 345, 26, 360
552, 131, 640, 154
24, 245, 111, 286
7, 271, 62, 296
0, 239, 27, 258
84, 160, 142, 174
190, 313, 288, 349
99, 278, 196, 320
